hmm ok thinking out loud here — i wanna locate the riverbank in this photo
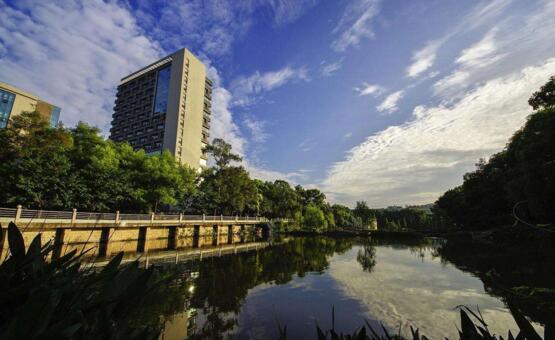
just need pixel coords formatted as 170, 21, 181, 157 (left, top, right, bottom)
279, 223, 555, 245
421, 224, 555, 244
280, 229, 425, 239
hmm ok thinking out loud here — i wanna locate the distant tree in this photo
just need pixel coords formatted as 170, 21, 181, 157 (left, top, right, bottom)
203, 138, 242, 169
303, 204, 326, 232
295, 186, 326, 208
332, 204, 361, 229
354, 201, 373, 226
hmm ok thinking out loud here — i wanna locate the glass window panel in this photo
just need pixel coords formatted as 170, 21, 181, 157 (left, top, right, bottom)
0, 89, 16, 128
153, 66, 171, 115
50, 106, 61, 127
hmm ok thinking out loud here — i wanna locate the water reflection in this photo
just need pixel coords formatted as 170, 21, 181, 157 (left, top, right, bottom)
91, 236, 551, 339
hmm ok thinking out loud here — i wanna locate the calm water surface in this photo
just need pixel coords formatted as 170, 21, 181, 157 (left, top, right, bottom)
139, 236, 547, 339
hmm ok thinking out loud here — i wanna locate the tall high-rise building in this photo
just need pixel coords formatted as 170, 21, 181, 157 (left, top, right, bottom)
109, 48, 212, 169
0, 81, 61, 128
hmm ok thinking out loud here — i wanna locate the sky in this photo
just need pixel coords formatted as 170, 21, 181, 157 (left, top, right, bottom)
1, 0, 554, 208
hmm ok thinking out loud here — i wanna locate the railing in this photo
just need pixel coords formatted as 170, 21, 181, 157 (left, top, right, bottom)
21, 209, 73, 219
0, 208, 17, 218
0, 206, 286, 225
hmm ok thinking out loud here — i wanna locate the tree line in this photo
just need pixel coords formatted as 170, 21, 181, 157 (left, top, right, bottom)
0, 112, 415, 232
434, 76, 555, 230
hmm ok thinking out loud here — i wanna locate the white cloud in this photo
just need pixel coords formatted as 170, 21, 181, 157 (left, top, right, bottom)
321, 58, 344, 77
247, 166, 310, 184
332, 0, 381, 52
456, 29, 502, 68
405, 0, 516, 80
263, 0, 319, 26
209, 86, 247, 157
243, 117, 269, 143
0, 0, 162, 131
433, 71, 470, 93
434, 0, 555, 96
406, 40, 441, 78
344, 132, 353, 139
376, 90, 404, 114
231, 66, 309, 106
323, 58, 555, 207
354, 83, 385, 97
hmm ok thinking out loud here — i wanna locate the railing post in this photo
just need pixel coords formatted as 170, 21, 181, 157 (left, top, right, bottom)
179, 213, 183, 223
202, 214, 206, 222
115, 210, 120, 223
235, 215, 238, 222
220, 214, 223, 221
14, 205, 22, 223
71, 208, 77, 225
150, 212, 155, 223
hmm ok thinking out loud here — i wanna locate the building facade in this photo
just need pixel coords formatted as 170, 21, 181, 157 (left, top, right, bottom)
109, 48, 212, 170
0, 81, 61, 128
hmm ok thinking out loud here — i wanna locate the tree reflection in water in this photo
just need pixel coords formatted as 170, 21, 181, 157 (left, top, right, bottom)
152, 236, 553, 339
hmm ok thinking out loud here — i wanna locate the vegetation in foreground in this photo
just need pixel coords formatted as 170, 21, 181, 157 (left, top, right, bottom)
0, 222, 188, 339
278, 306, 544, 340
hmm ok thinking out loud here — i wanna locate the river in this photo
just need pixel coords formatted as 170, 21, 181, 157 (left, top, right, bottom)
92, 235, 549, 339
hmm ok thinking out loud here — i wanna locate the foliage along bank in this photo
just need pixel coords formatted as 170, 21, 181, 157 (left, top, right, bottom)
0, 114, 361, 232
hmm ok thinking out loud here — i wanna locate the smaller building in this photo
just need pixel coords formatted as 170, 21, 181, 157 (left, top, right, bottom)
0, 81, 61, 128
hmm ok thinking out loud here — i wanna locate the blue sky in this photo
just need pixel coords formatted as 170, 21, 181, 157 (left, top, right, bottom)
1, 0, 554, 207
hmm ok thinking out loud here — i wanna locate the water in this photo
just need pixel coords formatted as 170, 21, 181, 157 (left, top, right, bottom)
143, 236, 548, 339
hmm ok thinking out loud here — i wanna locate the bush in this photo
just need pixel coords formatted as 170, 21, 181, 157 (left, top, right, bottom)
0, 222, 184, 339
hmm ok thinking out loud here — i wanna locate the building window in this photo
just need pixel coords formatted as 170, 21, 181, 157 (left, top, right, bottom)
153, 65, 171, 115
0, 89, 16, 128
49, 106, 61, 127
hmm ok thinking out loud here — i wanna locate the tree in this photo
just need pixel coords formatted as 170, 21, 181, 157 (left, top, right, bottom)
295, 186, 326, 208
142, 151, 195, 212
354, 201, 373, 226
332, 204, 361, 229
529, 75, 555, 110
258, 180, 300, 219
0, 111, 75, 209
68, 122, 120, 211
203, 138, 242, 169
198, 166, 258, 215
302, 204, 327, 232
